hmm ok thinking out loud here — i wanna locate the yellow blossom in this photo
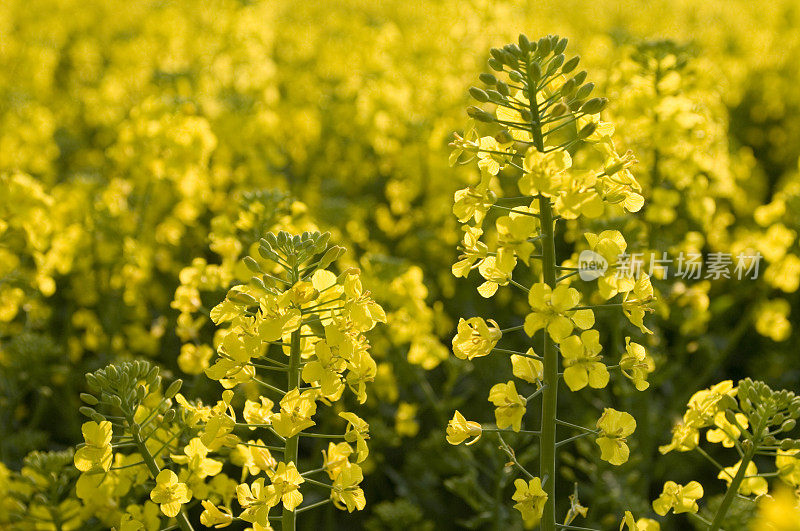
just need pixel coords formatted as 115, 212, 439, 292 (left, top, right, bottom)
488, 381, 526, 432
446, 410, 483, 445
452, 317, 502, 360
150, 469, 192, 518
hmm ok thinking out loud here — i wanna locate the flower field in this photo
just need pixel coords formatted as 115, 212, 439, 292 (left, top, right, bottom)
1, 1, 800, 529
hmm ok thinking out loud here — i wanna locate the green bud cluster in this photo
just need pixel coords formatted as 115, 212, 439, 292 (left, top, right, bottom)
256, 230, 344, 278
80, 360, 180, 424
467, 33, 607, 149
729, 378, 800, 450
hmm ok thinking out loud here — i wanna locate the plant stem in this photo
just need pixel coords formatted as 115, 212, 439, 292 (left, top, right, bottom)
709, 442, 755, 531
525, 62, 559, 530
283, 265, 302, 531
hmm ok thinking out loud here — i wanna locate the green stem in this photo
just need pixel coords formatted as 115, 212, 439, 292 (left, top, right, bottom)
528, 53, 558, 531
131, 425, 193, 531
283, 275, 303, 531
709, 442, 755, 531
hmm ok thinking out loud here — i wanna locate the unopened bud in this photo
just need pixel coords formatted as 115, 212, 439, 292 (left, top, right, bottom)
165, 379, 183, 399
581, 97, 608, 115
469, 87, 490, 102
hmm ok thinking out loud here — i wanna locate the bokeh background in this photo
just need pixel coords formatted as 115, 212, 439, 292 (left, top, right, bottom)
1, 0, 799, 529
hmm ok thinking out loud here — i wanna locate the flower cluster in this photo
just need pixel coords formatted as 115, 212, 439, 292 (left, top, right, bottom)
445, 34, 655, 531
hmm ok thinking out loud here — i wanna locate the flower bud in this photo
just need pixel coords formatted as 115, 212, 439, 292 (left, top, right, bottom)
578, 122, 597, 139
496, 81, 509, 96
469, 87, 489, 103
163, 408, 176, 423
537, 37, 551, 56
782, 419, 797, 433
575, 82, 594, 100
488, 58, 503, 72
467, 106, 495, 123
550, 103, 569, 117
562, 56, 580, 74
581, 98, 608, 115
165, 379, 183, 399
554, 37, 568, 55
80, 393, 99, 405
79, 406, 97, 418
529, 62, 542, 82
573, 71, 588, 85
518, 34, 531, 53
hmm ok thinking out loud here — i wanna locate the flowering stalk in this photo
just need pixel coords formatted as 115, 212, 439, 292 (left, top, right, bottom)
447, 33, 654, 529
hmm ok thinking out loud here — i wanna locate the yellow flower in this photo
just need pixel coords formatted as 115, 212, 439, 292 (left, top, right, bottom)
237, 477, 277, 527
718, 460, 768, 496
199, 501, 233, 528
331, 462, 366, 512
268, 461, 304, 512
170, 438, 223, 479
496, 207, 539, 265
302, 340, 346, 399
74, 420, 113, 472
150, 469, 192, 518
776, 450, 800, 487
596, 408, 636, 465
446, 410, 482, 445
622, 274, 654, 334
524, 283, 594, 342
243, 397, 275, 427
395, 402, 419, 438
511, 351, 543, 384
340, 412, 370, 463
658, 422, 699, 454
706, 411, 747, 448
178, 343, 214, 375
270, 388, 317, 438
322, 442, 354, 480
652, 481, 703, 516
512, 477, 547, 526
452, 317, 502, 360
584, 231, 634, 300
488, 381, 526, 432
751, 487, 800, 531
620, 511, 660, 531
561, 330, 608, 391
620, 338, 655, 391
232, 440, 277, 480
519, 149, 571, 197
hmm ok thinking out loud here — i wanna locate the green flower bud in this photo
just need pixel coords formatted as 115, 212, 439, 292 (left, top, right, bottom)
562, 56, 580, 74
537, 37, 551, 57
718, 394, 738, 411
509, 70, 523, 83
724, 409, 738, 425
781, 439, 794, 451
494, 130, 514, 144
578, 121, 597, 139
548, 54, 565, 73
165, 379, 183, 399
782, 419, 797, 433
243, 256, 263, 274
529, 62, 542, 83
550, 102, 569, 117
488, 58, 503, 72
317, 245, 345, 270
518, 34, 531, 53
575, 83, 595, 100
554, 37, 568, 55
479, 73, 497, 85
79, 406, 97, 418
80, 393, 99, 405
163, 408, 176, 423
573, 71, 588, 85
581, 97, 608, 115
469, 86, 488, 102
467, 106, 495, 123
496, 81, 509, 96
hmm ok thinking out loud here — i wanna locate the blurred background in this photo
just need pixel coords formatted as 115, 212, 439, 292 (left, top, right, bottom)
1, 0, 799, 528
